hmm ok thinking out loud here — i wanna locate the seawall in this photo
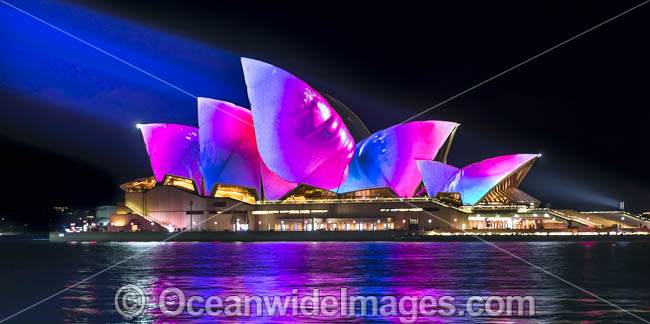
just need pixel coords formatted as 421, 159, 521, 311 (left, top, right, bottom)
49, 231, 650, 243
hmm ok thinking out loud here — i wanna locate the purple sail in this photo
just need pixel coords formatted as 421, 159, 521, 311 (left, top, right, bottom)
416, 161, 460, 196
241, 58, 355, 189
337, 121, 458, 197
260, 159, 298, 200
198, 98, 262, 196
139, 123, 202, 193
418, 154, 539, 205
198, 97, 296, 199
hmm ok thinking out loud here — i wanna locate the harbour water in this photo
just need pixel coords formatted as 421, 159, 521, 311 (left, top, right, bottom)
1, 240, 649, 323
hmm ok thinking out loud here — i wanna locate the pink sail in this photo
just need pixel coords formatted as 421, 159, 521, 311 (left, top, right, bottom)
198, 97, 296, 199
260, 159, 298, 200
241, 58, 355, 189
337, 121, 458, 197
418, 154, 539, 205
139, 123, 202, 193
198, 98, 262, 196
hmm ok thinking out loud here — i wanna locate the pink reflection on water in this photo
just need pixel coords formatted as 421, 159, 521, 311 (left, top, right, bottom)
51, 242, 650, 323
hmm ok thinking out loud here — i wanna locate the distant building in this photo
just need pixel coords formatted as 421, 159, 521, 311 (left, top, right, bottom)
53, 206, 95, 231
95, 205, 116, 226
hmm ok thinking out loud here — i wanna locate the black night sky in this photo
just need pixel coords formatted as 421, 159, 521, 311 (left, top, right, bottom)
1, 0, 648, 223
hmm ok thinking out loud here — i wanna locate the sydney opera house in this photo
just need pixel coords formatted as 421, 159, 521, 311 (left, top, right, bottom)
108, 58, 586, 232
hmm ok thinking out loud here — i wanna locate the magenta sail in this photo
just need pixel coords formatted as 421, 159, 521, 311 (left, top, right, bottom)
337, 121, 458, 197
139, 123, 202, 193
260, 159, 298, 200
418, 154, 539, 205
198, 98, 262, 196
241, 58, 355, 189
198, 97, 297, 199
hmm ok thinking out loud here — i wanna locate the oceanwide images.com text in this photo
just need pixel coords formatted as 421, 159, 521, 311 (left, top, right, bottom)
115, 285, 536, 322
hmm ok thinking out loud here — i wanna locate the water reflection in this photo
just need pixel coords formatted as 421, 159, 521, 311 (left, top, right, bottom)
1, 242, 649, 323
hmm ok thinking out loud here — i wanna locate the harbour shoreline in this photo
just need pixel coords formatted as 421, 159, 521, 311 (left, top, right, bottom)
48, 230, 650, 243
